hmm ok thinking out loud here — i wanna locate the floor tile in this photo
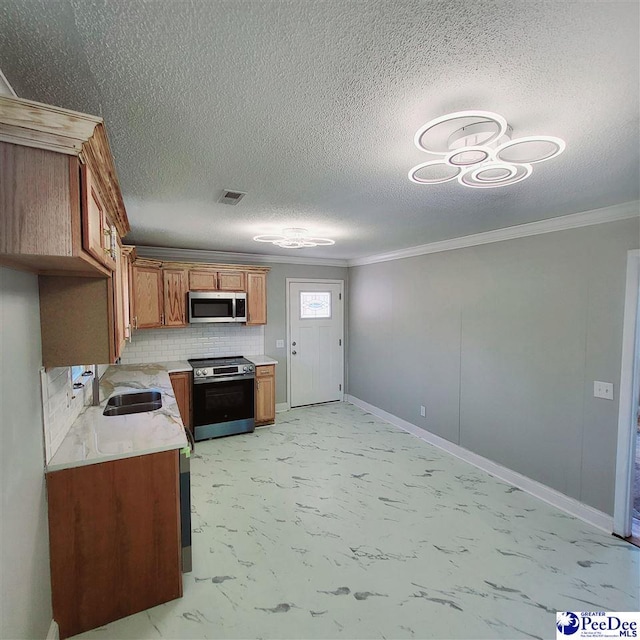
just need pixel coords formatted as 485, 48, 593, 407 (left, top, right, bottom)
74, 403, 639, 639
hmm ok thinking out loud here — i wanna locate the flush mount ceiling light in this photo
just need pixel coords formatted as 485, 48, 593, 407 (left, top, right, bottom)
253, 228, 335, 249
408, 110, 565, 188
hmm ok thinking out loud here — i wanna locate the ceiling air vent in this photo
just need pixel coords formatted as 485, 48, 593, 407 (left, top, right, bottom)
218, 189, 247, 205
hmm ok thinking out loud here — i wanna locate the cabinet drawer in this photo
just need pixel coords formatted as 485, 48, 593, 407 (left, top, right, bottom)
256, 365, 274, 378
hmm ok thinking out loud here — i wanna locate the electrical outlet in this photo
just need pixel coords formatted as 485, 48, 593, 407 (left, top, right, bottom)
593, 381, 614, 400
420, 405, 426, 417
276, 339, 284, 349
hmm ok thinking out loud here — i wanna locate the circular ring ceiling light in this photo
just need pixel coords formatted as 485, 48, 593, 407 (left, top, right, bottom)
459, 162, 532, 189
409, 110, 565, 189
253, 228, 335, 249
408, 160, 461, 184
494, 136, 566, 164
414, 110, 508, 155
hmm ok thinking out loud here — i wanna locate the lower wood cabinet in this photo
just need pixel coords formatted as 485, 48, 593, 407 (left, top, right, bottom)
255, 364, 276, 426
170, 371, 192, 431
47, 451, 182, 639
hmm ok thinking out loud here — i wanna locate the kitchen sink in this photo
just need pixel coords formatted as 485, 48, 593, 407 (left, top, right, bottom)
103, 390, 162, 416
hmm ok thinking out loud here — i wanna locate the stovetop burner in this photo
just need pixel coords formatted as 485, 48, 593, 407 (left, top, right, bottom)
188, 355, 255, 381
188, 355, 252, 367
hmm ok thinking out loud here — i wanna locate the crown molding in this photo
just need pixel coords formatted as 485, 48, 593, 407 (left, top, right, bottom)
348, 201, 640, 267
134, 245, 349, 268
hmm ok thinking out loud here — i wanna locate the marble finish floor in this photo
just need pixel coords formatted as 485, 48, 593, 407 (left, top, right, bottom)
75, 402, 639, 640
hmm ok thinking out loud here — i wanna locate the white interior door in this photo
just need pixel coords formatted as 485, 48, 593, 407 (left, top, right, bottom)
288, 280, 344, 408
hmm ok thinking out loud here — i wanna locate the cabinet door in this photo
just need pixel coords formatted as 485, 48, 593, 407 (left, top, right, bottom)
217, 270, 246, 291
163, 269, 188, 327
47, 451, 182, 639
169, 371, 192, 431
112, 240, 126, 359
246, 272, 267, 325
132, 266, 163, 329
81, 165, 116, 271
189, 270, 217, 291
255, 365, 275, 425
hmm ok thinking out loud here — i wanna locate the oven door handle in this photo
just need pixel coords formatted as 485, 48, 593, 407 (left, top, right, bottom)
193, 374, 255, 384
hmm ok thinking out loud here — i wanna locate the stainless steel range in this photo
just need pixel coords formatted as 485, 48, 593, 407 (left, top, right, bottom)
188, 356, 255, 441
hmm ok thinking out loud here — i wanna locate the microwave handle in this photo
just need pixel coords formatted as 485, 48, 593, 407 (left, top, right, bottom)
231, 294, 236, 319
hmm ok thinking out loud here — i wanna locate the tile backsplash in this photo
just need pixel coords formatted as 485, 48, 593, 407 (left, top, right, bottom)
119, 324, 264, 364
41, 366, 94, 463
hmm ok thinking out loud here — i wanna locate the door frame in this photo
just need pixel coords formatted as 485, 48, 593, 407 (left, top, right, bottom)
285, 278, 345, 410
613, 249, 640, 536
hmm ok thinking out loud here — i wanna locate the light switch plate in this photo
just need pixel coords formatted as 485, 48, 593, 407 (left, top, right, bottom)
593, 381, 614, 400
276, 339, 284, 349
420, 405, 426, 417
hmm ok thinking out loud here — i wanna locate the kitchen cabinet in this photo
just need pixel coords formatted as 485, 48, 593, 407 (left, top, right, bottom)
130, 265, 188, 329
246, 272, 267, 325
0, 96, 129, 277
163, 268, 188, 327
218, 270, 246, 291
189, 269, 246, 291
0, 96, 131, 367
132, 265, 164, 329
133, 259, 269, 327
47, 450, 182, 639
170, 371, 192, 431
255, 364, 276, 426
189, 269, 217, 291
81, 164, 117, 272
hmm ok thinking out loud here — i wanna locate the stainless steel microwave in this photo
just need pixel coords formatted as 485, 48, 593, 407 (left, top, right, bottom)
187, 291, 247, 323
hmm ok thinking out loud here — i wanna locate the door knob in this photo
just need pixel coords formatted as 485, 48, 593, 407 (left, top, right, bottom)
292, 341, 297, 346
292, 350, 297, 355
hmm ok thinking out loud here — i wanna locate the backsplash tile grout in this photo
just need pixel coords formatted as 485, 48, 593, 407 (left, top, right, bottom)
119, 325, 265, 364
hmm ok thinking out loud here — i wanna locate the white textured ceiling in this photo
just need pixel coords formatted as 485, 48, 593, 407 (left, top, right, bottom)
1, 0, 638, 260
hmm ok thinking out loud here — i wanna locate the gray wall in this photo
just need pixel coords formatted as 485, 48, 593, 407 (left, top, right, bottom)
348, 218, 639, 515
264, 263, 348, 404
0, 267, 52, 639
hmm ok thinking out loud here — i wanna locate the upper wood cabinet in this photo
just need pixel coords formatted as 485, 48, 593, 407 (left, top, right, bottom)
189, 270, 217, 291
130, 259, 269, 328
0, 95, 129, 277
0, 96, 132, 367
130, 265, 189, 330
188, 269, 246, 292
132, 265, 163, 329
163, 269, 188, 327
81, 165, 117, 272
218, 270, 246, 291
246, 272, 267, 325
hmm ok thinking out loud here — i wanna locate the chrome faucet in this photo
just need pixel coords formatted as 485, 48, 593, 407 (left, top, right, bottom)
92, 364, 101, 406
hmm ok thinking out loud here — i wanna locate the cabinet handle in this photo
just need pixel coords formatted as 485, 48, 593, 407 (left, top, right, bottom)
161, 313, 165, 325
257, 380, 260, 390
133, 316, 138, 330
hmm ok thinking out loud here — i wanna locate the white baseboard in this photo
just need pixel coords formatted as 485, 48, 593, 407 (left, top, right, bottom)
346, 395, 614, 534
276, 402, 290, 413
46, 620, 59, 640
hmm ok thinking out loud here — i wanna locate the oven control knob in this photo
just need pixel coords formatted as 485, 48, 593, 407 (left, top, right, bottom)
196, 369, 203, 376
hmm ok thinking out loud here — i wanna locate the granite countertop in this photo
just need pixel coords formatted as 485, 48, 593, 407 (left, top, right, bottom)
47, 364, 188, 472
246, 355, 279, 366
155, 360, 192, 373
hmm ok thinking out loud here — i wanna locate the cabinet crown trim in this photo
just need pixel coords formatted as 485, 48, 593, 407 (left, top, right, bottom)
0, 95, 130, 237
